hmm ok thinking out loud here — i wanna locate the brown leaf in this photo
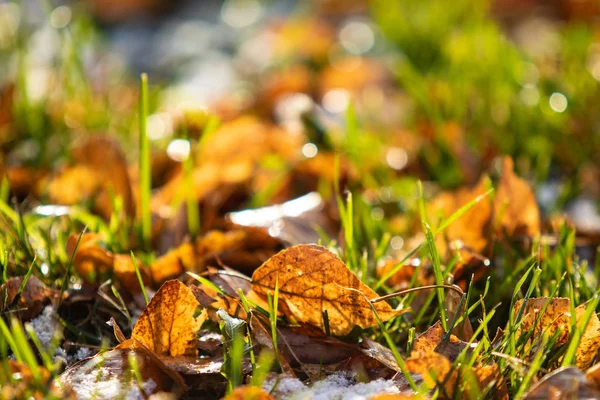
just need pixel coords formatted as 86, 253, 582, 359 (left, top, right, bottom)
149, 244, 189, 284
48, 136, 134, 220
406, 352, 456, 396
429, 178, 492, 255
67, 233, 114, 284
514, 297, 572, 353
132, 280, 205, 357
113, 254, 152, 293
575, 304, 600, 369
523, 367, 600, 399
223, 386, 274, 400
0, 276, 59, 320
410, 321, 447, 358
61, 338, 187, 399
513, 297, 600, 368
251, 244, 404, 336
493, 157, 541, 237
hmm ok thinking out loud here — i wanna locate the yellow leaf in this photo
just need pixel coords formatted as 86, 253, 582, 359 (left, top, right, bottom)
251, 244, 404, 336
132, 280, 206, 357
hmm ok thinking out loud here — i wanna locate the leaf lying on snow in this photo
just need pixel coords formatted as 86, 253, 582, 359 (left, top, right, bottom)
513, 297, 600, 368
61, 338, 187, 400
132, 280, 206, 357
251, 244, 405, 336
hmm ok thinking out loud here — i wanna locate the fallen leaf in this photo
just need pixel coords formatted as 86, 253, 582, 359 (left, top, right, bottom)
513, 297, 600, 368
223, 386, 274, 400
514, 297, 573, 353
523, 367, 600, 399
61, 338, 187, 400
0, 276, 59, 320
411, 321, 448, 358
149, 244, 189, 284
493, 157, 541, 238
575, 304, 600, 369
251, 244, 405, 336
67, 233, 114, 284
113, 254, 151, 293
429, 178, 492, 256
406, 352, 456, 395
132, 280, 206, 357
48, 136, 134, 220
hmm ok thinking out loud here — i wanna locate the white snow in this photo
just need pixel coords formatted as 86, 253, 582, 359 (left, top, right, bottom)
29, 306, 58, 347
263, 372, 401, 400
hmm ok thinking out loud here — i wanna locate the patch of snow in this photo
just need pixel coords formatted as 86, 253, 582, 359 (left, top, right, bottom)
74, 347, 93, 361
29, 306, 58, 347
264, 372, 400, 400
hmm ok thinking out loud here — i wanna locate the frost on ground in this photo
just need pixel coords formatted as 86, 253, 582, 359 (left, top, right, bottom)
30, 305, 59, 347
263, 372, 401, 400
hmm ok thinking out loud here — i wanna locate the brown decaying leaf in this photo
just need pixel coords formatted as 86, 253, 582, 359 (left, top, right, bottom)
223, 386, 274, 400
523, 367, 600, 399
67, 233, 114, 284
48, 135, 135, 220
429, 178, 492, 256
0, 276, 59, 320
408, 321, 507, 399
61, 338, 187, 399
251, 244, 405, 336
132, 280, 205, 357
113, 254, 152, 293
493, 156, 541, 237
513, 297, 600, 368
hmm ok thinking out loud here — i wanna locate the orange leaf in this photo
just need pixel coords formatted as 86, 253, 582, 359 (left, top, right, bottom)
223, 386, 274, 400
251, 244, 405, 336
493, 157, 540, 237
132, 280, 206, 357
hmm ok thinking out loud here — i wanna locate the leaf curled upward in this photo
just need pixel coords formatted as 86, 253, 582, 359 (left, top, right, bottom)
132, 280, 206, 357
251, 244, 405, 336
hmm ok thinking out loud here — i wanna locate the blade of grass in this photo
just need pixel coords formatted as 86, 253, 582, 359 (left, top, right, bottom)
139, 73, 151, 251
130, 251, 148, 305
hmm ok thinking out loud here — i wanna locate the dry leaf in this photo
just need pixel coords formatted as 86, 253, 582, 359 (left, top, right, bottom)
61, 338, 187, 399
149, 244, 189, 284
223, 386, 274, 400
251, 244, 404, 336
513, 297, 600, 368
48, 136, 134, 220
132, 280, 206, 357
113, 254, 151, 293
406, 352, 456, 395
514, 297, 571, 352
411, 321, 447, 358
575, 304, 600, 369
523, 367, 600, 399
67, 233, 114, 284
493, 157, 541, 237
0, 276, 59, 320
429, 178, 492, 255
